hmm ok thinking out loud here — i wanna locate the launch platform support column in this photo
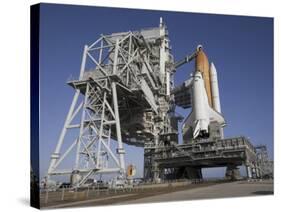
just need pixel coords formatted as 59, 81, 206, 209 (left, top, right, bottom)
225, 165, 240, 180
254, 164, 260, 179
246, 165, 252, 179
256, 167, 260, 179
257, 167, 261, 178
112, 82, 125, 175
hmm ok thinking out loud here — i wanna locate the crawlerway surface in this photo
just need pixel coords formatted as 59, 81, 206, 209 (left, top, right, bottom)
42, 179, 273, 209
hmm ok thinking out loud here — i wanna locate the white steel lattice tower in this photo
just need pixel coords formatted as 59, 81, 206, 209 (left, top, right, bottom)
47, 19, 178, 186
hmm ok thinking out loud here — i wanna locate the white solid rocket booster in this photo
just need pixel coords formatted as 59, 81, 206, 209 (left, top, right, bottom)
210, 62, 224, 138
210, 63, 221, 113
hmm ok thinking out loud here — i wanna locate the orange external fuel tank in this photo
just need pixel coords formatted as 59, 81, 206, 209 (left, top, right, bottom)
195, 47, 213, 107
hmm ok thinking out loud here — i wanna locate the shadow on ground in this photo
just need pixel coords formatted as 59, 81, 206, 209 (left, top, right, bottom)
252, 191, 273, 195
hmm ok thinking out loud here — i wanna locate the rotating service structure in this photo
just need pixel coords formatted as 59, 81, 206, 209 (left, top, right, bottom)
47, 19, 178, 186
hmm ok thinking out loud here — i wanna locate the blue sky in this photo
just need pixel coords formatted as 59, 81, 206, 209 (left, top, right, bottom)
38, 3, 273, 179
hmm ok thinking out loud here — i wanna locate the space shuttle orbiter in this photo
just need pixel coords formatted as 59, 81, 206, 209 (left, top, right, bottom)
182, 45, 225, 139
183, 71, 225, 139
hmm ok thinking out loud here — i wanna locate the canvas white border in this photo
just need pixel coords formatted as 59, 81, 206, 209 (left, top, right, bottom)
0, 0, 279, 211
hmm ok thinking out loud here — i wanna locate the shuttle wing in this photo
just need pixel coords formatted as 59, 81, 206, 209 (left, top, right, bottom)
208, 107, 225, 126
